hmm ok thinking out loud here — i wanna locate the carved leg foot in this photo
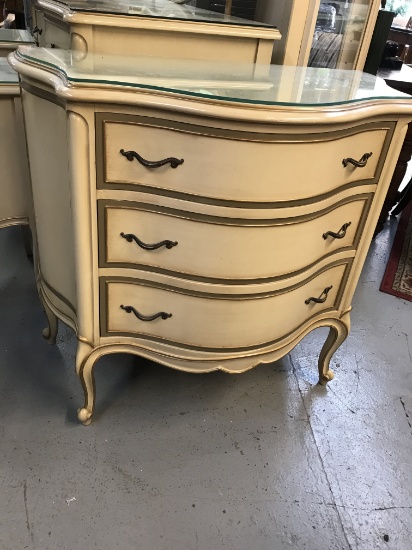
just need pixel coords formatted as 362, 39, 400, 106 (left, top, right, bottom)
318, 317, 349, 385
76, 342, 97, 426
319, 366, 335, 386
77, 407, 93, 426
40, 295, 58, 345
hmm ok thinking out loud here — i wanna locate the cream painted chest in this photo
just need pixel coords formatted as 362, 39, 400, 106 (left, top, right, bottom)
0, 57, 30, 230
10, 48, 412, 424
29, 0, 280, 63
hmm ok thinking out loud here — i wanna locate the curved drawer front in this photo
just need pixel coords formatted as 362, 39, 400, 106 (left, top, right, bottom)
101, 262, 349, 349
98, 115, 392, 203
100, 196, 369, 281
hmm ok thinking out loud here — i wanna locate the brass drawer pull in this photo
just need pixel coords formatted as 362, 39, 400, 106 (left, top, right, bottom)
120, 232, 178, 250
120, 149, 184, 169
305, 286, 333, 305
342, 152, 372, 168
120, 304, 172, 321
323, 222, 351, 240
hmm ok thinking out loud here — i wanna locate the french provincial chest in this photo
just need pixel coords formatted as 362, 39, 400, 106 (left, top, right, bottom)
10, 47, 412, 423
29, 0, 280, 63
0, 57, 30, 230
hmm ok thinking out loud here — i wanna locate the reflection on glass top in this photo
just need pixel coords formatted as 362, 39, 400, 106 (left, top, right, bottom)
15, 47, 412, 107
0, 58, 19, 83
0, 29, 35, 44
42, 0, 276, 28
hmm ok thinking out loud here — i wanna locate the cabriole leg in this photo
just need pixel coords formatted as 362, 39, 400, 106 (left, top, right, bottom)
76, 341, 97, 426
318, 317, 349, 385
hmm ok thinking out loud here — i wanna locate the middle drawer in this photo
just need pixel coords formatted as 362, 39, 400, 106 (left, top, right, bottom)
99, 195, 371, 281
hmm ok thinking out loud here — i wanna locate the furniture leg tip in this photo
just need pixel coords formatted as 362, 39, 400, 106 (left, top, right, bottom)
77, 408, 92, 425
42, 327, 56, 345
319, 369, 335, 385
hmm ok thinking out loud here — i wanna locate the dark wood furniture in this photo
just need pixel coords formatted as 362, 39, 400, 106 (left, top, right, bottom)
376, 64, 412, 233
388, 26, 412, 47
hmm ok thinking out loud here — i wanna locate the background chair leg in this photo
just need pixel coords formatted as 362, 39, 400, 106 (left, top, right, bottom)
392, 177, 412, 216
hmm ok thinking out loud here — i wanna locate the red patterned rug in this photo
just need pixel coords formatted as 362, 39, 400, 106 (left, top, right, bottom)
380, 202, 412, 302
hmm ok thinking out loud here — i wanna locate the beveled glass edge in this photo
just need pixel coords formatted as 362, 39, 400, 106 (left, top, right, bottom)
14, 48, 412, 108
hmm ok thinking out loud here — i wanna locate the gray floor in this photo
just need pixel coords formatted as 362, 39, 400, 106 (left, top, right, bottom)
0, 219, 411, 550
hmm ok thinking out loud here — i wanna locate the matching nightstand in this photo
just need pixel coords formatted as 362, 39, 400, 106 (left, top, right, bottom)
30, 0, 280, 63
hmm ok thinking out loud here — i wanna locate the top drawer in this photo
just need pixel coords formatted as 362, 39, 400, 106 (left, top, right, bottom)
97, 114, 394, 204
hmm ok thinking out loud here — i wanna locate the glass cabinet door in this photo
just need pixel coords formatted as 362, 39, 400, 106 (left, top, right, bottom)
256, 0, 380, 70
305, 0, 380, 69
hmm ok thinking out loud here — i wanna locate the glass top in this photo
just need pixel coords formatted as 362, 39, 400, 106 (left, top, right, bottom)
14, 47, 412, 107
0, 29, 35, 44
0, 58, 19, 83
41, 0, 276, 28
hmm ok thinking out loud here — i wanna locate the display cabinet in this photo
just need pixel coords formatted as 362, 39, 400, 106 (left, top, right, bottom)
256, 0, 380, 70
28, 0, 280, 63
10, 46, 412, 424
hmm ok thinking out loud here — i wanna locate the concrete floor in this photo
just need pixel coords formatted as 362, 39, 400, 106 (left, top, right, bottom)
0, 219, 411, 550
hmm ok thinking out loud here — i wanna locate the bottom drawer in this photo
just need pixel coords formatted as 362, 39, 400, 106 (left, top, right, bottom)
101, 262, 350, 350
